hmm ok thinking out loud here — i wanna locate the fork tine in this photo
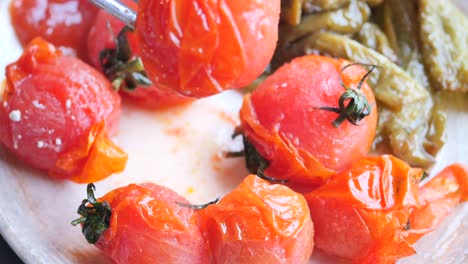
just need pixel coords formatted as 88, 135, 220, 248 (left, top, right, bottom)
88, 0, 137, 28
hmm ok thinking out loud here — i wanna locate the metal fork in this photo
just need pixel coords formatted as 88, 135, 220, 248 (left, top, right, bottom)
88, 0, 137, 28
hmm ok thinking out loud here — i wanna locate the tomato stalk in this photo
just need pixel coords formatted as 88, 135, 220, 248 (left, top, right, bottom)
317, 63, 380, 127
226, 127, 288, 184
175, 198, 221, 210
100, 25, 151, 91
71, 184, 112, 244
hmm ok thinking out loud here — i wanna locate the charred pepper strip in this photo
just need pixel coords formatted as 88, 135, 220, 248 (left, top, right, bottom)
419, 0, 468, 92
278, 0, 370, 51
354, 22, 399, 64
377, 0, 431, 89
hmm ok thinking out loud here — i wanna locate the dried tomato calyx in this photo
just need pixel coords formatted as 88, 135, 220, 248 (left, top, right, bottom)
100, 25, 151, 91
318, 63, 380, 127
71, 184, 111, 244
226, 127, 288, 184
176, 197, 220, 210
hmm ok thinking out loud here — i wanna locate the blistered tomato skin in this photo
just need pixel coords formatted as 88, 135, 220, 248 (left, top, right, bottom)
136, 0, 281, 97
240, 55, 378, 185
0, 38, 127, 183
199, 175, 314, 264
9, 0, 98, 59
96, 183, 208, 264
305, 155, 422, 263
87, 1, 193, 109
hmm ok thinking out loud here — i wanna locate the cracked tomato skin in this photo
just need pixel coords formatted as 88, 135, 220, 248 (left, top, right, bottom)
9, 0, 98, 59
240, 55, 377, 186
136, 0, 281, 97
199, 175, 314, 264
87, 0, 193, 109
96, 183, 208, 264
305, 155, 424, 263
0, 37, 126, 183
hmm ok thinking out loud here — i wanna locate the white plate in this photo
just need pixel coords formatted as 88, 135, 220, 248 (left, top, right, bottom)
0, 0, 467, 263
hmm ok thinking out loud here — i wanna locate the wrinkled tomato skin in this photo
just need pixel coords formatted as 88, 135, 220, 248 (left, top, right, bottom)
97, 183, 207, 264
199, 175, 314, 264
136, 0, 280, 97
0, 38, 124, 181
9, 0, 98, 59
405, 164, 468, 244
305, 155, 422, 263
240, 55, 377, 185
87, 1, 193, 109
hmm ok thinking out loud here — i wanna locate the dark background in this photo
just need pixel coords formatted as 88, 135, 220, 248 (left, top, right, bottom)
0, 234, 23, 263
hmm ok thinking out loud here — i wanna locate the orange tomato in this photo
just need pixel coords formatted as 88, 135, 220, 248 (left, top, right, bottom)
305, 156, 468, 263
86, 0, 193, 109
0, 38, 126, 183
10, 0, 98, 59
136, 0, 281, 97
92, 183, 208, 264
199, 175, 314, 264
239, 55, 377, 186
405, 164, 468, 244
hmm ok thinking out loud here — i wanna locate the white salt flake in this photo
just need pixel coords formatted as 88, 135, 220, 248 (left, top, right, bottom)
32, 100, 46, 109
17, 135, 22, 140
65, 99, 72, 109
8, 110, 21, 122
37, 141, 45, 149
55, 138, 62, 145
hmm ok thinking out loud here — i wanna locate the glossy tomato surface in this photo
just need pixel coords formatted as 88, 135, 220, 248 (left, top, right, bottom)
9, 0, 98, 59
96, 183, 207, 264
406, 164, 468, 244
136, 0, 281, 97
199, 175, 314, 264
305, 155, 423, 263
87, 0, 193, 109
240, 55, 377, 185
0, 37, 126, 183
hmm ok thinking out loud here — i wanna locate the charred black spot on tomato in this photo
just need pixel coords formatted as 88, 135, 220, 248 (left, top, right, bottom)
175, 197, 220, 210
404, 219, 411, 231
317, 63, 380, 127
99, 25, 151, 91
71, 184, 112, 244
226, 127, 288, 184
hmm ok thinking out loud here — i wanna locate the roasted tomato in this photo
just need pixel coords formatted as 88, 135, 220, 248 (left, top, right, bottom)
0, 37, 127, 183
73, 183, 208, 264
199, 174, 314, 264
405, 164, 468, 244
305, 155, 468, 263
239, 55, 377, 186
136, 0, 281, 97
9, 0, 98, 59
86, 0, 193, 109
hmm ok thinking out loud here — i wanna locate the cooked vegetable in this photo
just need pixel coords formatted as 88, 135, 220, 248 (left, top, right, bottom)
419, 0, 468, 92
278, 0, 370, 55
377, 0, 430, 89
0, 38, 127, 183
354, 22, 399, 64
305, 155, 468, 263
199, 174, 314, 264
279, 31, 443, 168
302, 0, 351, 13
73, 183, 208, 264
239, 55, 377, 185
9, 0, 98, 59
136, 0, 281, 97
281, 0, 304, 25
87, 0, 193, 109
